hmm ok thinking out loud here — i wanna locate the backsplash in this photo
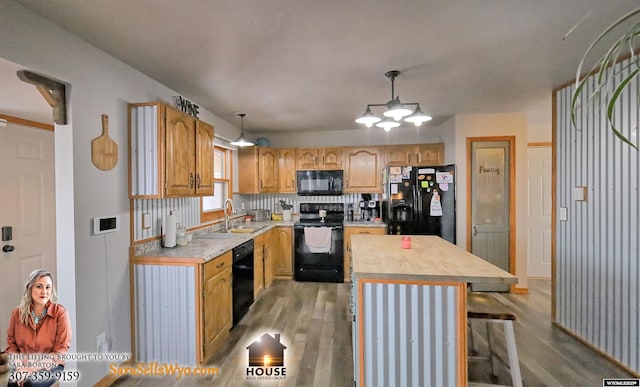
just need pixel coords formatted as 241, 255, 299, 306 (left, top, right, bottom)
132, 197, 200, 242
236, 193, 379, 214
132, 193, 381, 243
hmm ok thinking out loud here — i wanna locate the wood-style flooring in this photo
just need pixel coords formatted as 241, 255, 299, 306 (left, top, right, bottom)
113, 279, 634, 386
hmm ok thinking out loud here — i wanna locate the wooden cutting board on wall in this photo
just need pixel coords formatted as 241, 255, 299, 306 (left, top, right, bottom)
91, 114, 118, 171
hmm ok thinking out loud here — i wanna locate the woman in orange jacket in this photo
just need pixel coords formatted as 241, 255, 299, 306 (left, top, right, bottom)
6, 269, 72, 387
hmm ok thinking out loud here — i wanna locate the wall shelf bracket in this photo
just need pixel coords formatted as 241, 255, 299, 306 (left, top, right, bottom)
17, 70, 67, 125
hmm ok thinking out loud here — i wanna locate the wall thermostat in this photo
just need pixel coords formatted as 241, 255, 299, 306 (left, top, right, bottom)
93, 216, 119, 235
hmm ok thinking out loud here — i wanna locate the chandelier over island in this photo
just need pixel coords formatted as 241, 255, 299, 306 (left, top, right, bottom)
355, 70, 432, 131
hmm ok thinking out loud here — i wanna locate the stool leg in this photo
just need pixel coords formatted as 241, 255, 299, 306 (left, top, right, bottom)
503, 321, 523, 387
485, 321, 497, 377
468, 320, 477, 354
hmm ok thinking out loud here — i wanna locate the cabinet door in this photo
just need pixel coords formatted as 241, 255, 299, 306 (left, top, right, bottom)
237, 147, 259, 193
274, 227, 293, 278
322, 147, 343, 169
254, 235, 265, 298
415, 143, 445, 165
196, 120, 214, 195
278, 148, 297, 193
264, 229, 275, 287
381, 145, 412, 166
203, 252, 232, 361
259, 148, 279, 192
297, 148, 319, 170
344, 227, 386, 282
165, 107, 196, 196
344, 147, 381, 193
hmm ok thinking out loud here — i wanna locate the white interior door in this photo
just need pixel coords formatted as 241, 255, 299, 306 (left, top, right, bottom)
0, 121, 56, 348
527, 146, 552, 278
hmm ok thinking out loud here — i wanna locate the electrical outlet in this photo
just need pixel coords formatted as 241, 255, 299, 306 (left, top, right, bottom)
96, 332, 106, 352
142, 213, 151, 229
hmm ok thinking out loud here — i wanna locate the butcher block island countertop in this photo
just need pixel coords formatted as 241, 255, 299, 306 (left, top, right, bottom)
350, 234, 516, 387
351, 234, 517, 284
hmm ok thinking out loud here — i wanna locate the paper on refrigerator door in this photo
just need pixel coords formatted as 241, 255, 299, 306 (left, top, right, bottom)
430, 192, 443, 216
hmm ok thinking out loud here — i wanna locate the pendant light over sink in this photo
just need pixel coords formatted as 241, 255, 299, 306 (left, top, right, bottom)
355, 70, 432, 131
230, 113, 255, 147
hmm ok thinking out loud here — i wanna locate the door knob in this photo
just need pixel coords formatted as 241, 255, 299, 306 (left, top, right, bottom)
3, 245, 15, 252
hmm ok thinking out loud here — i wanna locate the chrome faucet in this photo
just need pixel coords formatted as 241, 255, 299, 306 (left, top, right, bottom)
224, 198, 234, 230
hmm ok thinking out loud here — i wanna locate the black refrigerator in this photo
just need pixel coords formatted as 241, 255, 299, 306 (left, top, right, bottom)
384, 165, 456, 243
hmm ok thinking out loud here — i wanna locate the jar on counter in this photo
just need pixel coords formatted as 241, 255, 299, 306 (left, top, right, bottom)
176, 228, 188, 246
401, 236, 411, 249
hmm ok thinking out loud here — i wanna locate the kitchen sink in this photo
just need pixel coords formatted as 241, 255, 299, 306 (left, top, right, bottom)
195, 225, 268, 240
195, 232, 241, 240
228, 225, 268, 234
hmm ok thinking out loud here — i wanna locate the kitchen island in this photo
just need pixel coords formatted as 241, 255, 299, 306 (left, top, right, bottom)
351, 235, 516, 387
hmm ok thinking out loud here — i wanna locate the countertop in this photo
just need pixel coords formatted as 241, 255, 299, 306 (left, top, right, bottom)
133, 221, 290, 263
351, 235, 517, 284
132, 220, 387, 264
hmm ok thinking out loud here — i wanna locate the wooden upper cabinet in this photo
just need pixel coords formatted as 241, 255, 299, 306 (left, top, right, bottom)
278, 148, 297, 193
195, 120, 214, 195
381, 143, 445, 166
296, 147, 343, 170
129, 102, 214, 198
344, 147, 381, 193
165, 106, 196, 196
415, 143, 445, 165
237, 147, 259, 194
237, 147, 279, 193
258, 147, 279, 192
381, 145, 412, 166
322, 147, 343, 169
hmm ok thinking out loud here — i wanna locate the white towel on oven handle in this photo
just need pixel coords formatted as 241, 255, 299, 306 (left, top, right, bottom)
304, 227, 332, 253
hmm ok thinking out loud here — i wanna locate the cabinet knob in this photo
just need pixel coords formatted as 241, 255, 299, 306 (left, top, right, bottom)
189, 173, 194, 188
196, 174, 201, 188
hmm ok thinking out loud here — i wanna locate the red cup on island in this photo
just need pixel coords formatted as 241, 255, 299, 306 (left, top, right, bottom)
402, 236, 411, 249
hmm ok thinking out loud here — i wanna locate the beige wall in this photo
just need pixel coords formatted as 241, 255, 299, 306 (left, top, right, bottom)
453, 113, 529, 290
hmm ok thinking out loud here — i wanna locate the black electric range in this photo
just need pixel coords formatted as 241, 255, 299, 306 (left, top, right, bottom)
293, 203, 344, 282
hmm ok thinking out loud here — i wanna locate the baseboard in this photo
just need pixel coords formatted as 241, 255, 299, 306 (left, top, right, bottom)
553, 322, 640, 378
93, 359, 134, 387
511, 286, 529, 295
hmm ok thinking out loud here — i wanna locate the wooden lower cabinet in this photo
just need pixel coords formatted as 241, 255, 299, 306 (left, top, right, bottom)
273, 227, 293, 279
264, 229, 275, 287
254, 234, 265, 298
202, 252, 232, 362
344, 227, 386, 282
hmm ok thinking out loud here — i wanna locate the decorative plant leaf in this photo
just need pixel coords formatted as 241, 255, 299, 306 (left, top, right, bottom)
571, 7, 640, 149
606, 67, 640, 149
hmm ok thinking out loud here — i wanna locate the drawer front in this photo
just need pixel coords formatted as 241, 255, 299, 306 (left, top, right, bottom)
204, 251, 232, 279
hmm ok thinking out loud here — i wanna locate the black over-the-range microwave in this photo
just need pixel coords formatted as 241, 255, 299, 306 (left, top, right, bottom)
296, 170, 343, 196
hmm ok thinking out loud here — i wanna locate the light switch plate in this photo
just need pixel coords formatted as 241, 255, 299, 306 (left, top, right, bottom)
142, 213, 151, 230
574, 186, 588, 201
559, 207, 568, 221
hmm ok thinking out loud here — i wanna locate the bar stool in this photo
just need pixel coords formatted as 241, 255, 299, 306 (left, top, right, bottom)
467, 292, 522, 387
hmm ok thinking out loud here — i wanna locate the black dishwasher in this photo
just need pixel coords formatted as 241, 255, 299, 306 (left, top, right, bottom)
232, 239, 254, 325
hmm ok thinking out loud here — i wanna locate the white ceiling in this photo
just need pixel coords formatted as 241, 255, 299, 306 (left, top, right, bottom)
10, 0, 640, 132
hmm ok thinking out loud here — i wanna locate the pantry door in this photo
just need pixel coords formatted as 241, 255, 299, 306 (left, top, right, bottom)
468, 137, 515, 292
0, 118, 56, 346
527, 145, 552, 278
